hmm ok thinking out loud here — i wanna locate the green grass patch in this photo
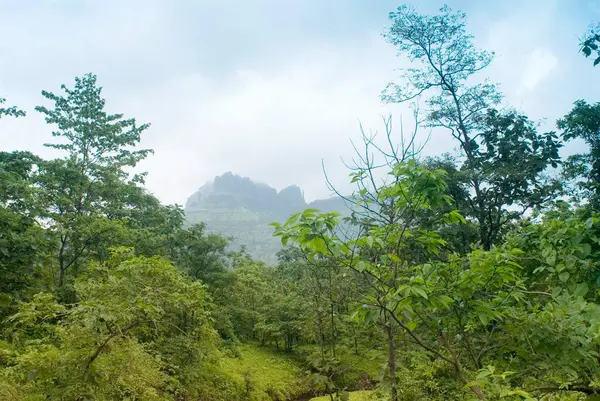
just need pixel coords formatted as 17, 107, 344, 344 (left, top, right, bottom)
309, 390, 378, 401
339, 348, 385, 386
220, 343, 307, 401
295, 344, 385, 390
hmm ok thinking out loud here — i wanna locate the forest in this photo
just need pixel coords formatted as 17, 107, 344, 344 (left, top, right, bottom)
1, 5, 600, 401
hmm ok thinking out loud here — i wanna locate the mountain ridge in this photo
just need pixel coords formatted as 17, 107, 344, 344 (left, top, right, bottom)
184, 172, 347, 263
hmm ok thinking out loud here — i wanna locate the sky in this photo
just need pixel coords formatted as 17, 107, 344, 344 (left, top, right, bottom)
1, 0, 599, 205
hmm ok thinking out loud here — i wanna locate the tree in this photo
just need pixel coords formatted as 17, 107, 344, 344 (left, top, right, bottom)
382, 5, 562, 250
173, 223, 236, 340
272, 107, 571, 399
174, 222, 230, 286
274, 154, 585, 399
558, 100, 600, 210
33, 73, 153, 295
274, 159, 466, 400
35, 73, 151, 169
118, 195, 186, 259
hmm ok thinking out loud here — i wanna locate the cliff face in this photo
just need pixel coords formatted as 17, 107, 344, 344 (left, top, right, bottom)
184, 172, 347, 263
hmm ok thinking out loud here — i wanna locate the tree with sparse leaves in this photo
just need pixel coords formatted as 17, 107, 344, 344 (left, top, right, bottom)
382, 5, 562, 250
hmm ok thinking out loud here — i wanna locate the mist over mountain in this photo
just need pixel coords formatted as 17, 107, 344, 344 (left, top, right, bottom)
184, 172, 347, 262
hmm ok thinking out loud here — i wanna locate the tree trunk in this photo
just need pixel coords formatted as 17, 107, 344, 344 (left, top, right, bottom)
58, 236, 67, 288
386, 318, 398, 401
330, 302, 337, 358
456, 362, 485, 400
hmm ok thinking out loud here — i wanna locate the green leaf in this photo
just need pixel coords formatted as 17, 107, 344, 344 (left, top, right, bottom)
434, 294, 454, 308
388, 253, 401, 263
559, 271, 570, 283
573, 282, 589, 297
585, 217, 595, 229
580, 243, 592, 257
356, 261, 367, 272
477, 312, 489, 326
405, 320, 418, 331
545, 250, 557, 266
412, 287, 428, 299
475, 369, 492, 380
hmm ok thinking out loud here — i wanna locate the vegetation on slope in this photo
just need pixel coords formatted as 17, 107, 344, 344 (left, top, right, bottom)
221, 344, 308, 401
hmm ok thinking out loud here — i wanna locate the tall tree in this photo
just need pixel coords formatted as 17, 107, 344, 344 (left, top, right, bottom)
382, 5, 562, 250
34, 73, 152, 294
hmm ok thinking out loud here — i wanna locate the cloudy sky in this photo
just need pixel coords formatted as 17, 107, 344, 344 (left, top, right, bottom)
1, 0, 599, 205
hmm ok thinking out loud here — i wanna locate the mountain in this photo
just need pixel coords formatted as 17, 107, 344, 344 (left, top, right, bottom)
184, 172, 348, 263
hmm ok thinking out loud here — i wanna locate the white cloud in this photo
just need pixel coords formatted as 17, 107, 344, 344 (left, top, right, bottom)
520, 49, 559, 92
130, 40, 432, 204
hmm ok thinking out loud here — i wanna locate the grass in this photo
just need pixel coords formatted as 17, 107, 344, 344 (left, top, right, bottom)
309, 390, 378, 401
339, 348, 385, 385
220, 343, 308, 401
295, 344, 385, 389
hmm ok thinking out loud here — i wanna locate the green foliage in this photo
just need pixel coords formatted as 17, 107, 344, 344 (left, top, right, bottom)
0, 251, 228, 401
272, 149, 600, 400
581, 24, 600, 67
36, 73, 151, 168
174, 222, 230, 286
512, 210, 600, 297
0, 207, 50, 299
0, 151, 54, 308
558, 100, 600, 209
0, 97, 25, 120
